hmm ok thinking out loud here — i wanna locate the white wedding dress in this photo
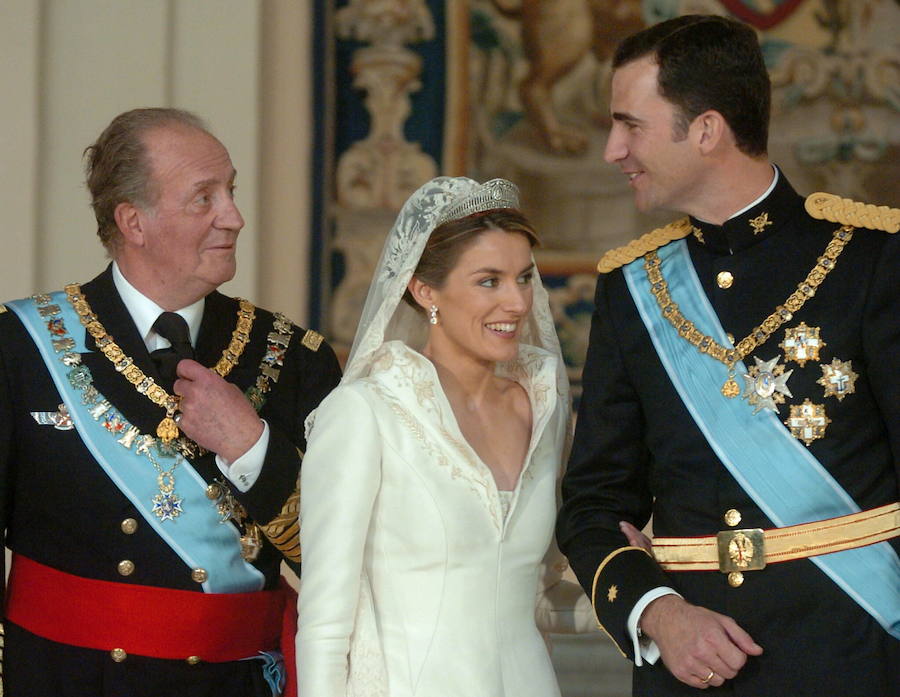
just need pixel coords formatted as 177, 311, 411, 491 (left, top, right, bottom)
296, 177, 594, 697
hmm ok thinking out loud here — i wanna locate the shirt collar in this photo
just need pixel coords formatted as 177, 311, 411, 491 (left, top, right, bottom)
111, 262, 204, 351
689, 165, 801, 255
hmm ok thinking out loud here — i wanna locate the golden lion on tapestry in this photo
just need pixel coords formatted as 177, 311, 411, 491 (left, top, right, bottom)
491, 0, 645, 154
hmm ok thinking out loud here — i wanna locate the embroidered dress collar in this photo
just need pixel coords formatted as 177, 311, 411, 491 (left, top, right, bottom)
370, 340, 559, 437
112, 262, 204, 351
690, 166, 802, 255
368, 340, 561, 532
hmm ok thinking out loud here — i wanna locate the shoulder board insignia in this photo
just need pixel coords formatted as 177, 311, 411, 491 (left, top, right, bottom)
597, 217, 694, 273
301, 329, 324, 352
805, 192, 899, 234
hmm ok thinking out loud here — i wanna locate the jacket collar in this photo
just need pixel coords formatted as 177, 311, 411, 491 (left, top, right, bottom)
689, 166, 804, 255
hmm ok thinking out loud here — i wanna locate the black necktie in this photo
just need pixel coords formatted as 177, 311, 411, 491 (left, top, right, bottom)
151, 312, 194, 387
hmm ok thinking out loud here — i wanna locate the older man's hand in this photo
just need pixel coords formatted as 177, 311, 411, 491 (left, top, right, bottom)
173, 359, 264, 462
640, 595, 763, 689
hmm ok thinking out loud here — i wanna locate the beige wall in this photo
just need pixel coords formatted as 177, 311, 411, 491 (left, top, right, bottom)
0, 0, 314, 324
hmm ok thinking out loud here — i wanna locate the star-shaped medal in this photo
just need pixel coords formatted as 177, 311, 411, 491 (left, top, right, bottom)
607, 585, 618, 602
780, 323, 825, 367
152, 491, 184, 521
817, 358, 858, 401
742, 356, 793, 414
784, 399, 831, 446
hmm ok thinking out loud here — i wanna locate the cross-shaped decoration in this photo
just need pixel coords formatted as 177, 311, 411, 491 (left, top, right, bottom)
742, 356, 793, 414
817, 358, 858, 401
784, 399, 831, 446
780, 323, 825, 367
748, 212, 773, 235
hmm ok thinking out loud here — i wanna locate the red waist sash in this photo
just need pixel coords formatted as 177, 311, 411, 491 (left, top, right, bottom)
5, 554, 289, 663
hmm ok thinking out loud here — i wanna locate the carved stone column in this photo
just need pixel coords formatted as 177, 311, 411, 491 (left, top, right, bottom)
328, 0, 439, 349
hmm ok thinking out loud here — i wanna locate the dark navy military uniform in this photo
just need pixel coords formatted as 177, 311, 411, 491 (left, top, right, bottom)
557, 173, 900, 696
0, 265, 341, 696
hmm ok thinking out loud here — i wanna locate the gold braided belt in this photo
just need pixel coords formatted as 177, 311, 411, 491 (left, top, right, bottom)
652, 502, 899, 574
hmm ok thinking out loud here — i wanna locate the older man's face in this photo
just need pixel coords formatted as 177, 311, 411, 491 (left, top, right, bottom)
137, 126, 244, 303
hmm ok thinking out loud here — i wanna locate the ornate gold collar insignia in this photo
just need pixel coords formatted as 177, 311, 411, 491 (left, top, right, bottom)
749, 212, 773, 235
643, 226, 852, 400
65, 283, 255, 443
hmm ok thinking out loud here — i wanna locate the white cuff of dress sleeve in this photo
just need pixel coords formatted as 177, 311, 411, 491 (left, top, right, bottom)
215, 420, 269, 492
627, 587, 681, 666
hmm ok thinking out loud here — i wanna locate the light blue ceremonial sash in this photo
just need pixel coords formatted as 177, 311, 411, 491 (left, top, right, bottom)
622, 240, 900, 639
8, 293, 264, 594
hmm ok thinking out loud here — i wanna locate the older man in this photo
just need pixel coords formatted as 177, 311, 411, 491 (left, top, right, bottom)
0, 108, 341, 696
557, 14, 899, 696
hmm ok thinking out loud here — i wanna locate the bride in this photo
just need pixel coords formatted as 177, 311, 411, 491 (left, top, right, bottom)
296, 177, 594, 696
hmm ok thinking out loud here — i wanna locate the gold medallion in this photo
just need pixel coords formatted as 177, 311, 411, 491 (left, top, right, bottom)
722, 377, 741, 398
156, 416, 180, 444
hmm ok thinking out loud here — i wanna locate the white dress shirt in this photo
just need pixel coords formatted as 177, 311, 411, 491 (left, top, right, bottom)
111, 262, 267, 491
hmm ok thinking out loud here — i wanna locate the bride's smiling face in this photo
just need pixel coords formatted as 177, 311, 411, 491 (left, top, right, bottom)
423, 229, 535, 366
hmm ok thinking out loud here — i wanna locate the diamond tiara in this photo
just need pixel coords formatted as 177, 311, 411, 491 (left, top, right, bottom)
433, 178, 520, 228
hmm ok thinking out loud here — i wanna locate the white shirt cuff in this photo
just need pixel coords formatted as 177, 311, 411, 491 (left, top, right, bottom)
627, 587, 681, 666
215, 420, 269, 492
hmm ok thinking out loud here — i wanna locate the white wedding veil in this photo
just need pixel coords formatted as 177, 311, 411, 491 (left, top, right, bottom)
339, 176, 569, 410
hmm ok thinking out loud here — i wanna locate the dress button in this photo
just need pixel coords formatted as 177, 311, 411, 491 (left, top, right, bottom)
716, 271, 734, 289
728, 571, 744, 588
120, 518, 138, 534
110, 648, 127, 662
117, 560, 135, 576
191, 568, 208, 583
724, 509, 742, 527
206, 483, 223, 500
186, 655, 202, 665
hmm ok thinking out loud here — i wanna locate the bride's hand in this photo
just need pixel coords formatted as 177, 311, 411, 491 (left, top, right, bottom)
619, 520, 652, 552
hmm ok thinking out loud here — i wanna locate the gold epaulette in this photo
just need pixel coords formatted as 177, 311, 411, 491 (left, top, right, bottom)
301, 329, 324, 352
597, 217, 694, 273
805, 192, 899, 234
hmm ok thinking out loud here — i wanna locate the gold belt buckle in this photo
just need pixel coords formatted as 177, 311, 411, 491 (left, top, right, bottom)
716, 528, 766, 573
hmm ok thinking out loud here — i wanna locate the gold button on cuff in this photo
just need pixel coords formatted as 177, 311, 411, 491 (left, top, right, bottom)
728, 571, 744, 587
120, 518, 138, 535
724, 509, 742, 527
117, 560, 135, 576
191, 568, 208, 583
186, 655, 201, 665
110, 648, 127, 662
716, 271, 734, 289
205, 483, 223, 500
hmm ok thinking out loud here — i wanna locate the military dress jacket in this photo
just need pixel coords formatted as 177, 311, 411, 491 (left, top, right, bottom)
0, 265, 341, 697
557, 174, 900, 696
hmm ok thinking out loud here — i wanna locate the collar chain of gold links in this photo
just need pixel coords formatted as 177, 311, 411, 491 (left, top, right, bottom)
64, 283, 255, 442
643, 225, 853, 397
